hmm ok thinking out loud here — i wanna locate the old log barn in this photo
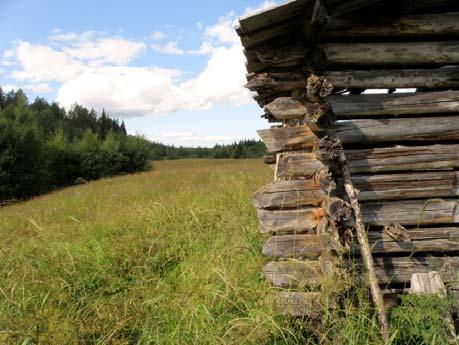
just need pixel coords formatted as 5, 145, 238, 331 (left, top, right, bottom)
237, 0, 459, 320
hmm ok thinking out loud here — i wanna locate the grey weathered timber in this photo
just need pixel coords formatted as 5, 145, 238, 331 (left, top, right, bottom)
325, 0, 384, 17
238, 0, 308, 34
253, 178, 333, 209
264, 260, 323, 289
351, 171, 459, 201
264, 230, 459, 258
247, 67, 459, 93
323, 66, 459, 89
258, 116, 459, 152
239, 20, 300, 50
328, 91, 459, 118
256, 172, 459, 205
323, 41, 459, 66
257, 207, 324, 234
410, 272, 447, 295
263, 234, 322, 259
265, 255, 459, 287
275, 152, 330, 179
372, 256, 459, 284
362, 199, 459, 226
258, 199, 459, 228
323, 12, 459, 39
276, 291, 329, 317
276, 145, 459, 178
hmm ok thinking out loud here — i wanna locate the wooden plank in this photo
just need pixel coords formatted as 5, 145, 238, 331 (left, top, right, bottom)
351, 171, 459, 201
258, 116, 459, 152
257, 172, 458, 205
246, 67, 459, 93
372, 256, 459, 284
323, 66, 459, 90
265, 260, 323, 289
328, 91, 459, 118
410, 272, 447, 295
240, 19, 300, 49
259, 199, 459, 229
253, 179, 332, 209
276, 291, 328, 317
238, 0, 308, 34
361, 199, 459, 226
323, 41, 459, 66
257, 207, 323, 234
324, 0, 384, 17
265, 227, 459, 259
323, 12, 459, 39
267, 255, 459, 287
262, 234, 323, 259
276, 144, 459, 179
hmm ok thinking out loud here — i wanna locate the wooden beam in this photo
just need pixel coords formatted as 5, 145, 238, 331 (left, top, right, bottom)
258, 199, 459, 228
323, 41, 459, 66
246, 67, 459, 93
276, 144, 459, 179
257, 207, 324, 234
263, 234, 322, 259
256, 172, 459, 206
328, 91, 459, 118
265, 255, 459, 287
323, 12, 459, 39
324, 0, 384, 17
258, 116, 459, 152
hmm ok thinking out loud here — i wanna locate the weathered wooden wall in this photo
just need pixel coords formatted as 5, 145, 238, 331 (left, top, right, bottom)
238, 0, 459, 317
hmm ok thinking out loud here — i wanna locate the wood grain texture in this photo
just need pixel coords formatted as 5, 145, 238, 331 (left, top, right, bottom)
323, 41, 459, 66
264, 260, 323, 289
257, 207, 324, 234
262, 234, 323, 259
323, 12, 459, 39
258, 116, 459, 152
276, 291, 330, 317
328, 91, 459, 118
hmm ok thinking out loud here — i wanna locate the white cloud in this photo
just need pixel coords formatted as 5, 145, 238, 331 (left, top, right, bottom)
25, 83, 52, 94
243, 1, 279, 16
151, 41, 184, 55
151, 31, 166, 41
2, 1, 267, 119
2, 84, 19, 92
63, 38, 145, 65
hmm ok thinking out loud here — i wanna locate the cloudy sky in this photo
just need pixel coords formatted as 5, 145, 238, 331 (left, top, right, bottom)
0, 0, 279, 146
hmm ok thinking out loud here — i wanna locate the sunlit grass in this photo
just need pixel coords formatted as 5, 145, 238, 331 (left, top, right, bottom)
0, 159, 455, 344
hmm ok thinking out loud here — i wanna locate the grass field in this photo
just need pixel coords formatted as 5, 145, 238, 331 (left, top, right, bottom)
0, 159, 454, 344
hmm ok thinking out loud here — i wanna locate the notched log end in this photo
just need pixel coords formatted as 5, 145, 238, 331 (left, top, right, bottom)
306, 74, 334, 101
314, 136, 341, 161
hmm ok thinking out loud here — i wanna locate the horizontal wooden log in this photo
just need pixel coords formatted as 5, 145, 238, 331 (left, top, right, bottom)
323, 41, 459, 66
265, 97, 334, 124
259, 199, 459, 229
362, 199, 459, 226
263, 234, 322, 259
276, 291, 330, 317
351, 171, 459, 201
238, 0, 307, 34
265, 255, 459, 287
276, 144, 459, 179
328, 91, 459, 118
257, 172, 459, 206
246, 67, 459, 93
239, 20, 300, 50
257, 208, 324, 234
264, 260, 323, 289
253, 178, 333, 209
372, 256, 459, 285
264, 226, 459, 260
325, 0, 384, 17
258, 116, 459, 152
366, 227, 459, 254
323, 12, 459, 39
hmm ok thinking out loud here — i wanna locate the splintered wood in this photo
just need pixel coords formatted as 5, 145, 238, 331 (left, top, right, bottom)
237, 0, 459, 338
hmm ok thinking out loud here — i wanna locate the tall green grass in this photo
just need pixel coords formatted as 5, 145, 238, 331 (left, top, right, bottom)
0, 159, 455, 344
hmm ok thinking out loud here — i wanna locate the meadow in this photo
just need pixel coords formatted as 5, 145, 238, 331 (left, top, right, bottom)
0, 159, 453, 344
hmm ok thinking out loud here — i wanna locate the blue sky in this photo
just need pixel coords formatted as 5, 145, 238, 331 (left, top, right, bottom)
0, 0, 279, 146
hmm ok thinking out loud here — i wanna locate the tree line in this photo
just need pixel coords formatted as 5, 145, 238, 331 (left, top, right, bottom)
0, 88, 151, 201
0, 88, 266, 202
